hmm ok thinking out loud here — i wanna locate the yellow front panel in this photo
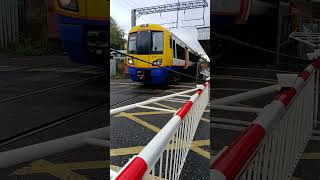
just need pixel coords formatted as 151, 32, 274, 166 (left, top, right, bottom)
55, 0, 109, 20
128, 24, 173, 68
86, 0, 109, 19
55, 0, 86, 17
129, 55, 151, 68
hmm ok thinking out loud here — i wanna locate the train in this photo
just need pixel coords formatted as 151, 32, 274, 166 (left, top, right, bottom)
212, 0, 279, 64
55, 0, 109, 67
126, 24, 202, 85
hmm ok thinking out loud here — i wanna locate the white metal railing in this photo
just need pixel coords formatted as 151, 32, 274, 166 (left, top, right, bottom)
111, 80, 210, 180
110, 88, 198, 116
211, 58, 320, 180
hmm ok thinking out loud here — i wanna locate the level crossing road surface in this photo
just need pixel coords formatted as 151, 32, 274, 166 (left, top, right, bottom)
110, 79, 210, 179
0, 54, 108, 180
212, 66, 320, 180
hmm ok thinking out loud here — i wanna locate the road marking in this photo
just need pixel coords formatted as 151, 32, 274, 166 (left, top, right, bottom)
113, 110, 210, 158
302, 152, 320, 160
118, 111, 172, 116
111, 139, 210, 159
153, 102, 178, 110
13, 159, 108, 180
118, 112, 161, 132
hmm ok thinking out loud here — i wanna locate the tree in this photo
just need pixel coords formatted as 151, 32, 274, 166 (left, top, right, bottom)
111, 17, 127, 50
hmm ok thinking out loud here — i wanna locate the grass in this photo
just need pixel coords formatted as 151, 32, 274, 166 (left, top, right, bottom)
111, 72, 128, 79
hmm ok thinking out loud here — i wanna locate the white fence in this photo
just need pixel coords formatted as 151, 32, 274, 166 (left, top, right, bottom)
211, 59, 320, 180
0, 0, 20, 48
111, 80, 210, 179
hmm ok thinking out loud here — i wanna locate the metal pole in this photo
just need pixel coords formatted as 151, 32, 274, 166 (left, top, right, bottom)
131, 9, 136, 27
276, 2, 282, 65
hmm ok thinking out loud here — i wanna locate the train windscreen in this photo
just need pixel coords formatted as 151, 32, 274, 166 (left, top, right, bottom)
151, 31, 163, 54
128, 31, 163, 55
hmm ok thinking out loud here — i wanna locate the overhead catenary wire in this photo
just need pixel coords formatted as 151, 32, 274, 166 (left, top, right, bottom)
212, 31, 310, 62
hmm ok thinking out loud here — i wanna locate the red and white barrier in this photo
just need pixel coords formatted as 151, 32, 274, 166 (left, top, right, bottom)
112, 80, 210, 180
211, 59, 320, 180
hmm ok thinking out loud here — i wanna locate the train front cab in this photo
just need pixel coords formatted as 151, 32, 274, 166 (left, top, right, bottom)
127, 24, 193, 85
55, 0, 109, 67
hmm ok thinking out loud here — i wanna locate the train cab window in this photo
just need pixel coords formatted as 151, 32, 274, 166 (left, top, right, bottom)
151, 31, 163, 54
137, 31, 151, 54
128, 33, 137, 54
177, 44, 185, 60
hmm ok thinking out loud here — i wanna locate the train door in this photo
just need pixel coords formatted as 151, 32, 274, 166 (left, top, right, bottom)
171, 37, 177, 64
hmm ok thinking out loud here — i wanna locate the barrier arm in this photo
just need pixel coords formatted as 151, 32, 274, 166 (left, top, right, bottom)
112, 79, 210, 180
211, 59, 320, 180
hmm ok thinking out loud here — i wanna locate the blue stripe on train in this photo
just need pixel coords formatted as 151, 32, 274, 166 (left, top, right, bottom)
58, 14, 108, 65
128, 66, 182, 85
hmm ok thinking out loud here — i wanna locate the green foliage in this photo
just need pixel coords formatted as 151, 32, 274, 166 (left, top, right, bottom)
111, 17, 127, 50
111, 72, 127, 79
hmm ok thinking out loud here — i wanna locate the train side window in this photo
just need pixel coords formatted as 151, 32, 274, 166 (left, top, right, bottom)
177, 44, 185, 60
173, 40, 176, 58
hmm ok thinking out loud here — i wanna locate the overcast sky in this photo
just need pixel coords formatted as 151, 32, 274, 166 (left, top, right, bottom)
111, 0, 210, 61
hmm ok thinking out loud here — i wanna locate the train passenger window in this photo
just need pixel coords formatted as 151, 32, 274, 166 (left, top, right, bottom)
177, 44, 185, 60
170, 36, 172, 48
152, 31, 163, 54
128, 33, 137, 54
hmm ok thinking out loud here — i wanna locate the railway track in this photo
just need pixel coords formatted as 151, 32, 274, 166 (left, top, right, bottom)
0, 102, 107, 148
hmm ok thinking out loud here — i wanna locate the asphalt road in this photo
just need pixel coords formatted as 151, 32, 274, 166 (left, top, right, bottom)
110, 79, 210, 180
0, 54, 108, 180
212, 66, 320, 180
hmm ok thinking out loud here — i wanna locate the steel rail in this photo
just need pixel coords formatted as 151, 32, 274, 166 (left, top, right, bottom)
0, 102, 107, 147
0, 75, 105, 104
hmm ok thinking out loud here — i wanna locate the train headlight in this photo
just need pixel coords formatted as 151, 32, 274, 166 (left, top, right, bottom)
128, 59, 134, 65
152, 59, 162, 66
59, 0, 79, 12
